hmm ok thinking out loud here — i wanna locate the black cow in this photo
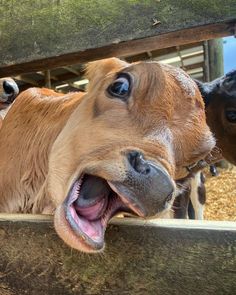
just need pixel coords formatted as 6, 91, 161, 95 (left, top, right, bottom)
174, 70, 236, 219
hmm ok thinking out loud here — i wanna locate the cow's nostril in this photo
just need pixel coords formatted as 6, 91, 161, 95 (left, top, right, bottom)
127, 151, 151, 175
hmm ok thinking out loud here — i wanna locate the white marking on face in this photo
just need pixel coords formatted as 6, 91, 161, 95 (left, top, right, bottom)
147, 127, 173, 144
160, 63, 197, 97
146, 127, 174, 163
190, 171, 204, 220
192, 130, 216, 157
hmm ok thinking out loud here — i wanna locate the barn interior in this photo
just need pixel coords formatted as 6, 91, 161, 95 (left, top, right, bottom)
5, 38, 236, 222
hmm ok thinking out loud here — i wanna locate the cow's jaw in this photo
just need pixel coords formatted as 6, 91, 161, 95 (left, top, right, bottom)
58, 174, 145, 252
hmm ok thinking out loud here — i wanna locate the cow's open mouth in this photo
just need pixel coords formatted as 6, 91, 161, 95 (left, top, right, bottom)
63, 174, 145, 251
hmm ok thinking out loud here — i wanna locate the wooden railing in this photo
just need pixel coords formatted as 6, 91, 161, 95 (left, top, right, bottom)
0, 215, 236, 294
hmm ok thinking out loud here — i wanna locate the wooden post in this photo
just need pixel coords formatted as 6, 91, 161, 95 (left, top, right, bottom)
44, 70, 51, 88
208, 38, 224, 80
207, 38, 229, 168
203, 41, 210, 82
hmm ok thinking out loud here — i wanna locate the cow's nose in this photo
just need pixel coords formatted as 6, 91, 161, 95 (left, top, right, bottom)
126, 151, 174, 214
3, 80, 19, 103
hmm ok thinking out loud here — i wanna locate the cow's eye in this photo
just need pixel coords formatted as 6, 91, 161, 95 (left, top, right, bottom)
225, 109, 236, 123
107, 74, 131, 99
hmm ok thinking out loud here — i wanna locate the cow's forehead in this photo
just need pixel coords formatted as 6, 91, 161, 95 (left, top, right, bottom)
125, 61, 197, 98
159, 63, 197, 97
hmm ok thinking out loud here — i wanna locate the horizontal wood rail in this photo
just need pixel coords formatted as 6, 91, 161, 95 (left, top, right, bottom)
0, 215, 235, 294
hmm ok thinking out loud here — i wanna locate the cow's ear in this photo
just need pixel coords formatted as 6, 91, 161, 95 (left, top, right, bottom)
85, 58, 129, 91
194, 79, 211, 107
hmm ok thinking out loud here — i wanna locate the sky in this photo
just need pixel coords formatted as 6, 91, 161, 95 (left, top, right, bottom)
223, 36, 236, 74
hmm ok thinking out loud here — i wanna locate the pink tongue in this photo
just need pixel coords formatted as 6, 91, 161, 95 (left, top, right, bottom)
75, 197, 107, 221
70, 205, 103, 242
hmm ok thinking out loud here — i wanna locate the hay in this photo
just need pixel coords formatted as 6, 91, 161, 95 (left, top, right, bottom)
204, 166, 236, 221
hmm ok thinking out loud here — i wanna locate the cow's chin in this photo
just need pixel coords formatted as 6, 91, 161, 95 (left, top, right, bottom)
54, 174, 146, 253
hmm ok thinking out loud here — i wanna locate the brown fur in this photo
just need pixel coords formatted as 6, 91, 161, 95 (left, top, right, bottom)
0, 58, 215, 250
0, 88, 83, 213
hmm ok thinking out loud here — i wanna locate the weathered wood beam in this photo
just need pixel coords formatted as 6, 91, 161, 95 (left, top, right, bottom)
203, 41, 210, 82
0, 0, 235, 77
185, 62, 204, 71
37, 71, 59, 82
182, 51, 204, 60
44, 70, 51, 88
0, 215, 235, 295
50, 72, 83, 87
176, 45, 185, 68
63, 66, 81, 76
14, 75, 40, 86
126, 42, 204, 63
208, 38, 224, 80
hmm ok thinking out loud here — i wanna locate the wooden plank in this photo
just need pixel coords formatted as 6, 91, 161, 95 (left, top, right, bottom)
203, 41, 210, 82
0, 215, 235, 295
125, 42, 204, 63
44, 70, 51, 88
185, 62, 204, 71
208, 38, 224, 80
0, 0, 236, 77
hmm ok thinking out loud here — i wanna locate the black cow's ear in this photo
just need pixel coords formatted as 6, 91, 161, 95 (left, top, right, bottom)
194, 79, 211, 107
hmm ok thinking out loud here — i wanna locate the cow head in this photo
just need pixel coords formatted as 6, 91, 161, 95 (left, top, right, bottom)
196, 70, 236, 164
47, 58, 215, 252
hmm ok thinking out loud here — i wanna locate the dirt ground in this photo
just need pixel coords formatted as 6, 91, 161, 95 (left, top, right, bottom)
204, 166, 236, 221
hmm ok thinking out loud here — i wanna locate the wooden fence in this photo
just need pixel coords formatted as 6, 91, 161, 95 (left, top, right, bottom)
0, 215, 236, 295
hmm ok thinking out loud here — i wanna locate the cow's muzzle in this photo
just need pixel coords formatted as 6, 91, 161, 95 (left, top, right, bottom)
1, 80, 19, 104
110, 150, 174, 217
59, 150, 174, 252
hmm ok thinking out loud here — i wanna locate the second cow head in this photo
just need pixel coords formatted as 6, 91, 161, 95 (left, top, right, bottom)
196, 70, 236, 164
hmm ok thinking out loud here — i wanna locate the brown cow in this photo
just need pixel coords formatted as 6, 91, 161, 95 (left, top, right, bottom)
0, 58, 215, 252
0, 77, 19, 128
